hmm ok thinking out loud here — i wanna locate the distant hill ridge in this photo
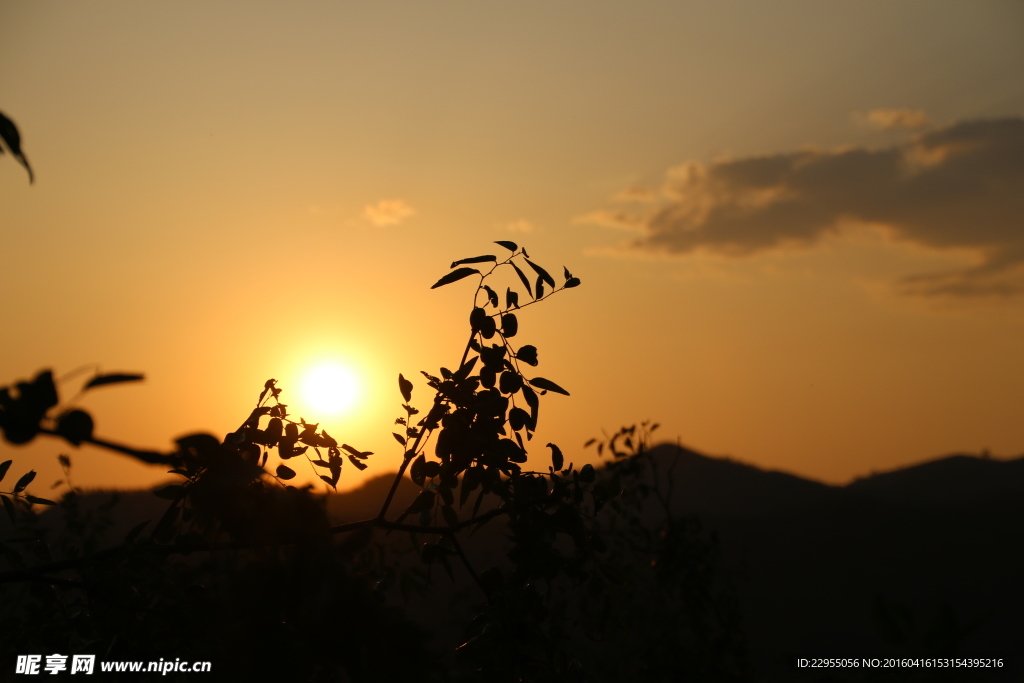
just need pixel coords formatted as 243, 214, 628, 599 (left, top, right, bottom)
31, 445, 1024, 526
11, 445, 1024, 681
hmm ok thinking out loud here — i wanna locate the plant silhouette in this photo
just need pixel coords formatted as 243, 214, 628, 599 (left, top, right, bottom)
2, 113, 742, 679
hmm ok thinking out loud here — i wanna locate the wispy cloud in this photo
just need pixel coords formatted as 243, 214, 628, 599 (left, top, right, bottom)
578, 117, 1024, 297
362, 199, 414, 227
505, 219, 535, 234
859, 108, 931, 131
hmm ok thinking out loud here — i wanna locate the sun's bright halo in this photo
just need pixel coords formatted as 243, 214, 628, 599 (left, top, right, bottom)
299, 361, 360, 417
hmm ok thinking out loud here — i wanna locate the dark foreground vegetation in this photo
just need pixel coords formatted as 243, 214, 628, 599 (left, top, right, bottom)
0, 241, 746, 682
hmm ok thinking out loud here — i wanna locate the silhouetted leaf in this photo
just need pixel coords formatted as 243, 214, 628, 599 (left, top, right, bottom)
12, 470, 36, 493
528, 376, 569, 396
83, 373, 145, 390
431, 267, 479, 289
153, 484, 183, 500
500, 313, 518, 338
509, 407, 529, 432
548, 443, 564, 471
452, 356, 479, 382
525, 259, 556, 287
422, 460, 441, 478
401, 489, 435, 520
483, 285, 499, 307
480, 313, 497, 339
439, 484, 454, 506
398, 374, 413, 402
563, 266, 573, 280
565, 277, 581, 288
346, 453, 368, 470
469, 306, 487, 332
276, 465, 296, 480
536, 275, 545, 299
441, 504, 458, 527
392, 432, 407, 446
341, 444, 372, 458
124, 520, 149, 543
515, 345, 538, 366
509, 261, 533, 298
521, 384, 539, 425
499, 371, 523, 395
24, 495, 56, 506
495, 240, 518, 251
410, 454, 427, 486
1, 495, 15, 523
450, 255, 496, 267
579, 463, 595, 483
505, 287, 519, 309
0, 111, 33, 183
56, 410, 94, 446
0, 460, 10, 484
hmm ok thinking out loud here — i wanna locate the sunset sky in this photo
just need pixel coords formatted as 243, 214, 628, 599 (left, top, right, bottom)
2, 1, 1023, 493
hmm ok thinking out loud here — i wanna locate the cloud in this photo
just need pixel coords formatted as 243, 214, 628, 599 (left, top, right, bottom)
362, 199, 414, 226
578, 117, 1024, 297
861, 108, 931, 131
506, 219, 535, 233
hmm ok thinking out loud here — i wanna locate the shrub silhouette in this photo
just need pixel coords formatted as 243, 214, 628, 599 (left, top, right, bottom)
2, 113, 742, 681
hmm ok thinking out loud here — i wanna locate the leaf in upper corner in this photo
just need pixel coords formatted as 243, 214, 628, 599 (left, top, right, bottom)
495, 240, 518, 252
528, 376, 570, 396
450, 255, 496, 267
83, 373, 145, 390
0, 111, 33, 183
547, 443, 564, 472
0, 460, 10, 484
56, 410, 93, 446
398, 373, 413, 402
509, 261, 533, 298
431, 267, 480, 289
276, 465, 296, 480
525, 259, 556, 287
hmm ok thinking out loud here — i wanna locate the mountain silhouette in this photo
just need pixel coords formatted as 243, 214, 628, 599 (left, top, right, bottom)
19, 446, 1023, 681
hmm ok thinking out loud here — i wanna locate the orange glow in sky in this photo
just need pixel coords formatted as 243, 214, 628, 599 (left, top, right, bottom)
2, 1, 1023, 493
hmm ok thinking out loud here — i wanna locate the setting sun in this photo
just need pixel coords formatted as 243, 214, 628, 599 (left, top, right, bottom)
299, 361, 360, 417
